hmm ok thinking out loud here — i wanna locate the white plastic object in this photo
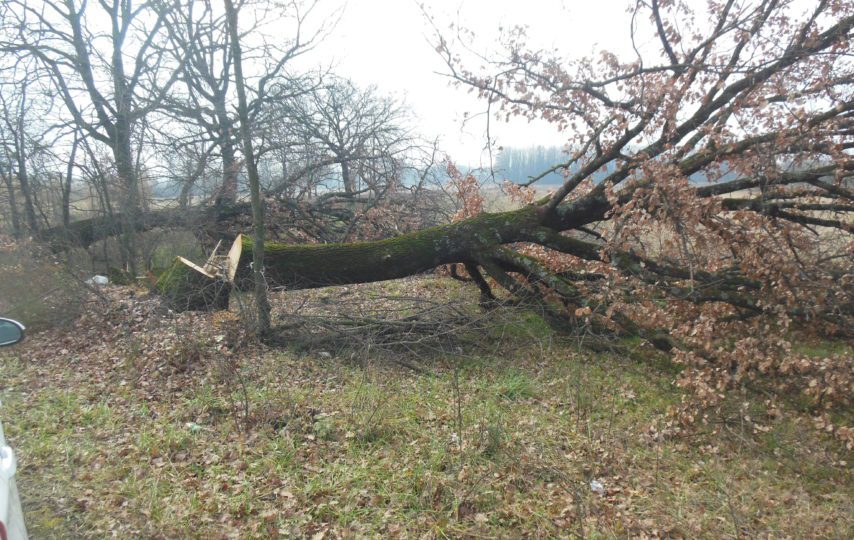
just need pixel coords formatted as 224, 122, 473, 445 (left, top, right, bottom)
0, 448, 15, 480
84, 275, 109, 286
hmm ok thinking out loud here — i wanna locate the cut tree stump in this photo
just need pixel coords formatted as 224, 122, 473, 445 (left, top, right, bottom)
156, 256, 231, 312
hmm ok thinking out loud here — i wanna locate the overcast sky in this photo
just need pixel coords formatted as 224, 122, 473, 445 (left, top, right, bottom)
302, 0, 635, 165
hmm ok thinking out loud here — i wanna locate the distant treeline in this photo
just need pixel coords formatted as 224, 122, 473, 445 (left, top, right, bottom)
495, 146, 619, 186
494, 146, 765, 186
495, 146, 566, 185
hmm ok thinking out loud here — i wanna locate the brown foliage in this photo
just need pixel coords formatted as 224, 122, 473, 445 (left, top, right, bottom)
433, 0, 854, 443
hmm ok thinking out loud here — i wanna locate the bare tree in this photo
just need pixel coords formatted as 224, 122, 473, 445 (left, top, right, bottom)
0, 75, 42, 233
0, 159, 21, 237
1, 0, 186, 273
159, 0, 240, 203
60, 129, 80, 228
256, 79, 438, 242
159, 0, 329, 206
280, 79, 412, 196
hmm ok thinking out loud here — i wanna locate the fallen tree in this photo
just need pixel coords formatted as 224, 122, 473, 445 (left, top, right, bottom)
39, 184, 449, 254
37, 202, 252, 252
155, 1, 854, 444
156, 2, 854, 327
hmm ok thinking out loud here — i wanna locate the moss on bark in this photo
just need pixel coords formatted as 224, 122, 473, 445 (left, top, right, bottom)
230, 207, 544, 289
154, 206, 547, 310
156, 256, 231, 312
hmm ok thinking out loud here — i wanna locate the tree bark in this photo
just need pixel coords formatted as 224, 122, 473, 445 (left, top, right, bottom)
113, 117, 141, 276
228, 207, 543, 288
0, 163, 21, 238
61, 134, 79, 229
218, 107, 239, 203
157, 206, 547, 311
10, 122, 39, 234
9, 80, 40, 233
341, 159, 354, 195
224, 0, 271, 333
15, 154, 39, 233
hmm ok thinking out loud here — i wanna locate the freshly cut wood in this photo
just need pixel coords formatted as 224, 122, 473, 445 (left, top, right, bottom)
203, 240, 222, 274
227, 233, 244, 282
156, 256, 230, 312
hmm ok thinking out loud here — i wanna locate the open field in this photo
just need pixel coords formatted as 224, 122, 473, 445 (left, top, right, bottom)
0, 277, 851, 538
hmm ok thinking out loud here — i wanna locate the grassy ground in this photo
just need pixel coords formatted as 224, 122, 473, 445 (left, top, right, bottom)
0, 277, 851, 539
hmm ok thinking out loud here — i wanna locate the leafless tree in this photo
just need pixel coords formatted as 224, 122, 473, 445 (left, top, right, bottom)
256, 78, 447, 242
0, 73, 43, 233
158, 0, 330, 205
277, 79, 413, 196
1, 0, 187, 273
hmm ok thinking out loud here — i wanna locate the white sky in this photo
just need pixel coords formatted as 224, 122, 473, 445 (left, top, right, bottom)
303, 0, 635, 165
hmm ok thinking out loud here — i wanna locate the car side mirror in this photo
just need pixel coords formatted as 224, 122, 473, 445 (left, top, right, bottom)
0, 318, 25, 347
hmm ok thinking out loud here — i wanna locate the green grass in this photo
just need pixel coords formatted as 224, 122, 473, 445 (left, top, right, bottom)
1, 279, 851, 538
494, 369, 538, 400
792, 338, 852, 358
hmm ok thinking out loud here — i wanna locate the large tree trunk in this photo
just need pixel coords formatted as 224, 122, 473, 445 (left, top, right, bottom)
178, 174, 194, 209
156, 206, 545, 310
15, 145, 39, 233
113, 118, 141, 276
341, 160, 354, 195
231, 208, 542, 288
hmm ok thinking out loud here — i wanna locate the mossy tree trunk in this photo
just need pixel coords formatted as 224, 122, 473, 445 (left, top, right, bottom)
153, 193, 779, 360
156, 205, 549, 311
228, 207, 546, 289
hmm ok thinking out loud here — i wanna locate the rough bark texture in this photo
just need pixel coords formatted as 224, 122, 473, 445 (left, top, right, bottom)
229, 207, 543, 290
1, 163, 21, 238
224, 0, 271, 333
154, 206, 546, 311
15, 142, 39, 233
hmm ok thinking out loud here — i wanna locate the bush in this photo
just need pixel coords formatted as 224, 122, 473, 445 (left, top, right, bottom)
0, 237, 91, 331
